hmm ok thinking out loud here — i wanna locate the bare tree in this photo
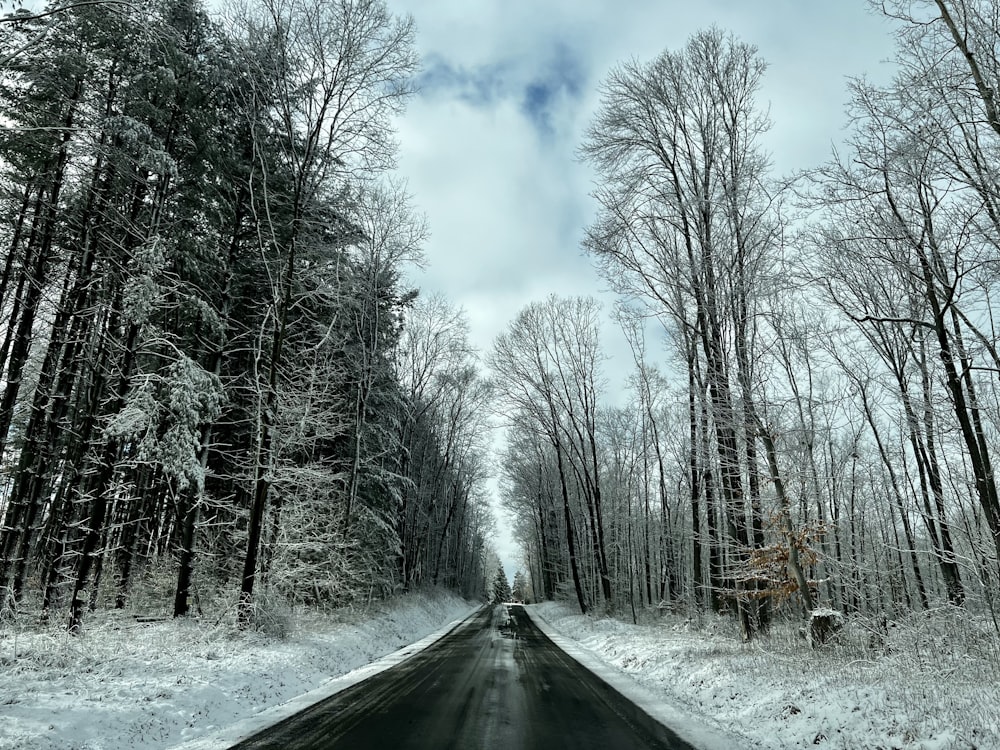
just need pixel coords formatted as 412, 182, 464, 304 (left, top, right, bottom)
492, 296, 610, 614
582, 28, 778, 638
227, 0, 417, 627
810, 69, 997, 592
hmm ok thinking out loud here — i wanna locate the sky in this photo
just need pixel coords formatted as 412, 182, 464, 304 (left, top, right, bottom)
385, 0, 898, 580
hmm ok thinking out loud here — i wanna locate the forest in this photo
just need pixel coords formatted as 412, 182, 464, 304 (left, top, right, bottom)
495, 2, 1000, 643
2, 0, 1000, 653
0, 0, 494, 633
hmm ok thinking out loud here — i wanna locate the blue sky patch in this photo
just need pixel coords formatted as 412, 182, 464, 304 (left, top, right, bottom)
519, 44, 585, 136
416, 44, 586, 137
417, 55, 515, 107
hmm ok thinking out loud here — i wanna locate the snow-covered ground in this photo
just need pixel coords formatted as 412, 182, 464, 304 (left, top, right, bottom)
529, 601, 999, 750
4, 587, 994, 750
0, 589, 478, 750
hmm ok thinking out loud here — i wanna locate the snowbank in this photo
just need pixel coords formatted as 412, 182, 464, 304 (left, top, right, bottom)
529, 601, 997, 750
0, 589, 479, 750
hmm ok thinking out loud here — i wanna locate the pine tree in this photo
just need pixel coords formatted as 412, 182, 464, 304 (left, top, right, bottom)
511, 570, 528, 603
491, 567, 512, 604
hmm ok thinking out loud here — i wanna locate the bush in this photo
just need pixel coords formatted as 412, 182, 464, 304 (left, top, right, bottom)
808, 607, 845, 647
248, 589, 294, 639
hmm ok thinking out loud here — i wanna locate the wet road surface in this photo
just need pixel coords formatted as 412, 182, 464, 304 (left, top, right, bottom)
229, 604, 696, 750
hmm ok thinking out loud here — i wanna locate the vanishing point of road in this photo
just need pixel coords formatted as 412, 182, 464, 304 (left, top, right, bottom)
229, 604, 698, 750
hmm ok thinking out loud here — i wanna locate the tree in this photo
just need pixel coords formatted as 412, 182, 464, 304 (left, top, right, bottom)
618, 310, 680, 606
511, 569, 529, 603
582, 28, 778, 639
809, 62, 994, 602
491, 566, 512, 604
0, 0, 490, 632
499, 418, 564, 603
392, 294, 494, 595
0, 0, 239, 631
492, 296, 610, 614
227, 0, 417, 628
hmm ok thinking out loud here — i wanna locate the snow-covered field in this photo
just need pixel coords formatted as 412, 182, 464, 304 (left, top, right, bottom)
0, 589, 478, 750
530, 601, 999, 750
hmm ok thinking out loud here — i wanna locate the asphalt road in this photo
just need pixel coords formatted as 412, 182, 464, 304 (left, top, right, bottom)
229, 604, 696, 750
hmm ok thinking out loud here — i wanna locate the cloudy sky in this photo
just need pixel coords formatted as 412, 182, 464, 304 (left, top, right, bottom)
385, 1, 898, 577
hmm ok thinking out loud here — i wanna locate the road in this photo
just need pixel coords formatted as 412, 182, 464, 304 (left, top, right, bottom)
229, 604, 696, 750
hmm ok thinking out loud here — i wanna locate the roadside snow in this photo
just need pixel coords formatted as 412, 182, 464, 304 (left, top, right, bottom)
523, 605, 741, 750
529, 601, 998, 750
0, 589, 478, 750
4, 590, 992, 750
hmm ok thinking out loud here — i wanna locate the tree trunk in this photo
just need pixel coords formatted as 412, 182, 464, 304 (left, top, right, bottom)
68, 322, 140, 633
859, 384, 929, 610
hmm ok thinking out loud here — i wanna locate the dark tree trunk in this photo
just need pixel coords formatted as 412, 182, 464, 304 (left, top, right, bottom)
859, 384, 930, 611
68, 322, 140, 633
688, 363, 704, 608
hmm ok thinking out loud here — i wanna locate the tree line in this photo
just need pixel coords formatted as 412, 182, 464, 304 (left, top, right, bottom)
497, 1, 1000, 641
0, 0, 495, 632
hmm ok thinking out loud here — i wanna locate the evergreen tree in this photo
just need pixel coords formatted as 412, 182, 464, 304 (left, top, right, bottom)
491, 567, 512, 604
511, 570, 528, 603
0, 0, 494, 632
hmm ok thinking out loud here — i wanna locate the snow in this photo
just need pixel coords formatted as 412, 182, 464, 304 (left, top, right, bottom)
0, 589, 479, 750
523, 605, 740, 750
528, 601, 999, 749
3, 589, 994, 750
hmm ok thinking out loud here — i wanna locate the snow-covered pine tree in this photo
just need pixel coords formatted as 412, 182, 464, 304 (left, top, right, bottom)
491, 567, 512, 604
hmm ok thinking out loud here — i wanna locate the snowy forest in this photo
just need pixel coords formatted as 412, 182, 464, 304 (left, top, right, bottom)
3, 0, 1000, 657
0, 0, 495, 634
495, 2, 1000, 643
